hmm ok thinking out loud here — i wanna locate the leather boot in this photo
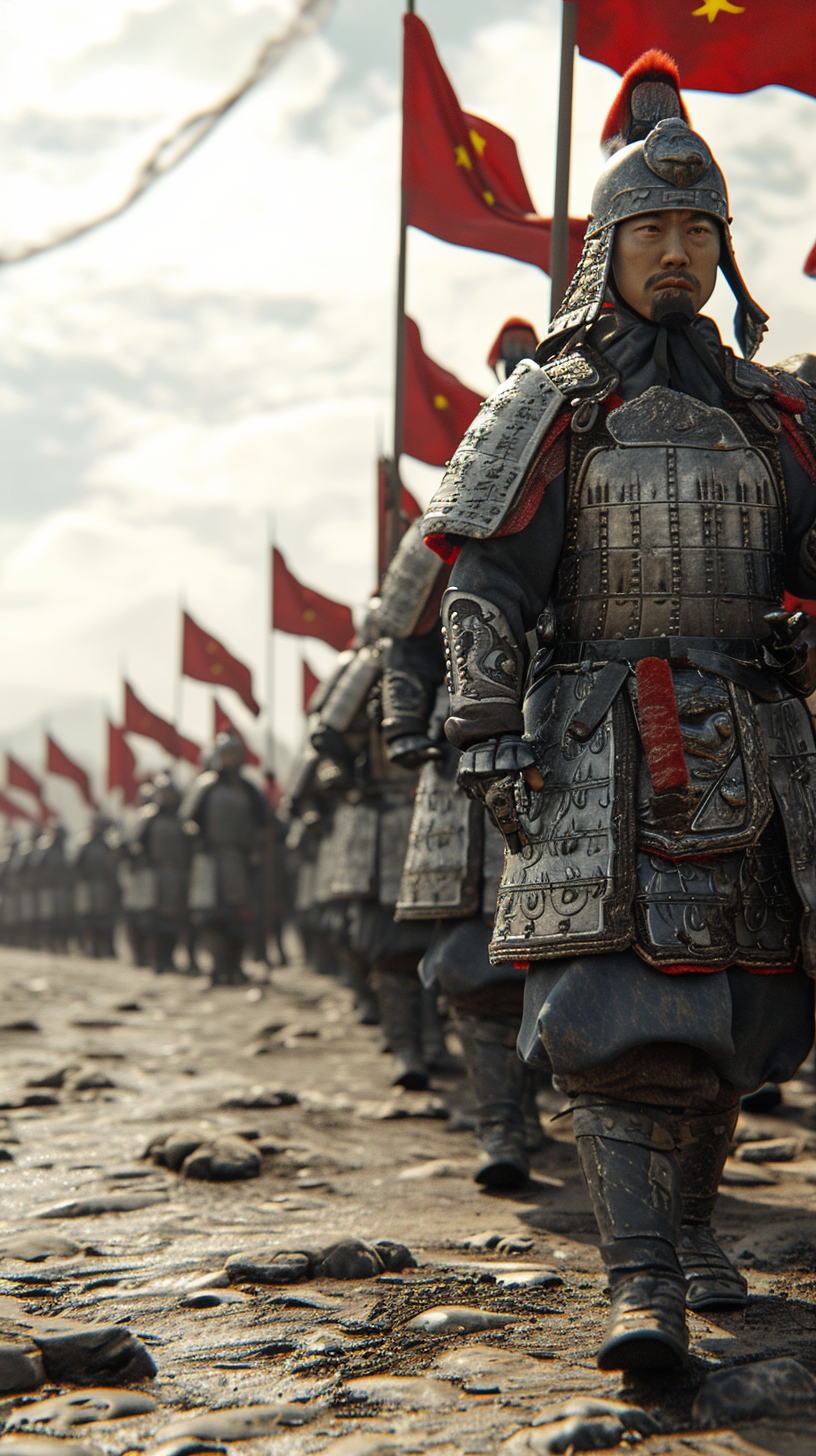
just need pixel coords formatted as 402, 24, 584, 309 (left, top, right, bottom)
371, 966, 428, 1090
573, 1100, 688, 1371
456, 1012, 530, 1189
674, 1104, 747, 1312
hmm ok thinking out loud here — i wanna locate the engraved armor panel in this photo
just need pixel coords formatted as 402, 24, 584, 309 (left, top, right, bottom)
755, 696, 816, 975
377, 520, 444, 639
634, 820, 798, 969
318, 800, 379, 901
556, 389, 785, 642
396, 754, 483, 920
423, 361, 566, 540
378, 795, 419, 908
490, 671, 636, 963
631, 670, 774, 856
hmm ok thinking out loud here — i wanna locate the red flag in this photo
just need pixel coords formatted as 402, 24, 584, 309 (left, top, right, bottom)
805, 241, 816, 279
46, 735, 96, 809
377, 458, 423, 582
302, 659, 321, 714
265, 773, 282, 812
404, 317, 482, 467
213, 699, 260, 768
123, 682, 201, 764
182, 611, 260, 717
271, 547, 354, 652
107, 721, 138, 805
576, 1, 816, 99
6, 755, 51, 822
403, 14, 586, 275
0, 789, 36, 823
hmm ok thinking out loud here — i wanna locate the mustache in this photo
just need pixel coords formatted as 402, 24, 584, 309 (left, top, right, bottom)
645, 269, 699, 293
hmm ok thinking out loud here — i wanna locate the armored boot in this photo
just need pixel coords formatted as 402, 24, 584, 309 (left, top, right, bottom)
208, 928, 248, 986
573, 1101, 688, 1371
456, 1012, 530, 1190
148, 933, 176, 975
371, 965, 428, 1090
674, 1104, 747, 1312
422, 986, 457, 1072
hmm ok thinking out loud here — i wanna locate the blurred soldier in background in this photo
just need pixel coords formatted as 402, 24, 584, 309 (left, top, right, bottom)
124, 772, 189, 974
181, 730, 269, 985
73, 813, 118, 958
32, 822, 72, 954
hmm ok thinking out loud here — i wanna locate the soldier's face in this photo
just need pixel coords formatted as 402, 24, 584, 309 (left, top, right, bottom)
612, 209, 720, 323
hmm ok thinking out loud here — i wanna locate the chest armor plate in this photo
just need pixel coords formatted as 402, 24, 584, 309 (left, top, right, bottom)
204, 783, 254, 847
147, 812, 187, 867
555, 387, 785, 642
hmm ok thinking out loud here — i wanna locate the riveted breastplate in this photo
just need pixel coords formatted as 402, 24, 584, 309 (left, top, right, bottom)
555, 386, 786, 642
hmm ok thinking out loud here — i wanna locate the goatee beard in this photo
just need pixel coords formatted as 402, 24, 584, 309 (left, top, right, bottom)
650, 290, 695, 324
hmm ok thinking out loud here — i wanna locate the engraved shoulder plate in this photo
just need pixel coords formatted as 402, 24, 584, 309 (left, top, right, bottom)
422, 360, 566, 540
606, 387, 750, 449
377, 520, 444, 639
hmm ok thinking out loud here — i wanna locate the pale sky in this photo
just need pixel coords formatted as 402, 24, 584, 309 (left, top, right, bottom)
2, 0, 816, 815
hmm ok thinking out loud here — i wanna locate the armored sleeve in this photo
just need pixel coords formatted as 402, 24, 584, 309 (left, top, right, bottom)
443, 473, 567, 747
381, 628, 446, 744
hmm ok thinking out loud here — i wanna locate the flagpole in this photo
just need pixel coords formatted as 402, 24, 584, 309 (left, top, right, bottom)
388, 0, 416, 568
271, 518, 279, 780
549, 0, 577, 320
173, 592, 184, 764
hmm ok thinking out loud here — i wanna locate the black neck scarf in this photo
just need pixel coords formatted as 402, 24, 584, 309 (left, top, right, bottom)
587, 302, 734, 406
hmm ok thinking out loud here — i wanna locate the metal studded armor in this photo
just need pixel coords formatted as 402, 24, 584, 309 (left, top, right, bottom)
425, 345, 816, 976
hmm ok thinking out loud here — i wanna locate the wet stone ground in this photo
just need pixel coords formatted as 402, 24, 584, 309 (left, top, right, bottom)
0, 947, 812, 1453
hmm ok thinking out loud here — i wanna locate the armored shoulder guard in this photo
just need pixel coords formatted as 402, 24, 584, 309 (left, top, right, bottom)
769, 359, 816, 443
422, 348, 617, 541
377, 519, 444, 639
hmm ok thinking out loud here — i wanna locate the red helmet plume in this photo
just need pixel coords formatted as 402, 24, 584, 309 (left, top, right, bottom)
601, 50, 690, 157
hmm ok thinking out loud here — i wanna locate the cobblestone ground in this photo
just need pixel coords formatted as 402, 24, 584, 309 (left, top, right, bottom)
0, 943, 812, 1454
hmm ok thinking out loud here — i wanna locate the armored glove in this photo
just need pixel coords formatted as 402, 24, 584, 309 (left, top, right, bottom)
386, 734, 443, 769
457, 735, 538, 853
763, 610, 816, 696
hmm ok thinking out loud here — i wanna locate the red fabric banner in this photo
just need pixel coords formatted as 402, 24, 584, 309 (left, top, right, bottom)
7, 755, 42, 803
123, 682, 200, 765
107, 721, 138, 805
403, 14, 586, 275
213, 699, 260, 767
302, 660, 321, 714
376, 458, 424, 583
271, 547, 354, 652
404, 317, 482, 467
576, 0, 816, 98
182, 611, 260, 716
0, 789, 36, 823
46, 735, 97, 809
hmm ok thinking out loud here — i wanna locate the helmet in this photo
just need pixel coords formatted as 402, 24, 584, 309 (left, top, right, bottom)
211, 730, 245, 771
547, 60, 767, 359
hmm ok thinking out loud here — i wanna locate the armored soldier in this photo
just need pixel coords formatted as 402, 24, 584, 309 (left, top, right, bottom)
308, 594, 442, 1089
32, 822, 72, 954
123, 772, 189, 974
424, 56, 816, 1370
386, 350, 549, 1190
181, 731, 268, 985
73, 813, 118, 957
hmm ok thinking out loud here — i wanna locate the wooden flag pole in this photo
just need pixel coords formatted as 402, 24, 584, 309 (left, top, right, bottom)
387, 0, 416, 570
549, 0, 577, 320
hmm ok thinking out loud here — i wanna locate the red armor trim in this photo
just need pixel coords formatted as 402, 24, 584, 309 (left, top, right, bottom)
780, 411, 816, 480
656, 962, 797, 976
635, 657, 689, 792
424, 533, 460, 564
495, 411, 571, 537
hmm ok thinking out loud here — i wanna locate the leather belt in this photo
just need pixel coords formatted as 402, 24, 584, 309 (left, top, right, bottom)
547, 636, 787, 704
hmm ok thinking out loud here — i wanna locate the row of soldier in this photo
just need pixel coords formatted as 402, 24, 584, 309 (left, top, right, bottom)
0, 737, 288, 982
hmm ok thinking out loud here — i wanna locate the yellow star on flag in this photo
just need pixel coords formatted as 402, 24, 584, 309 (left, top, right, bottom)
692, 0, 744, 20
303, 608, 316, 622
482, 190, 495, 206
454, 144, 472, 170
433, 394, 449, 411
468, 129, 487, 155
